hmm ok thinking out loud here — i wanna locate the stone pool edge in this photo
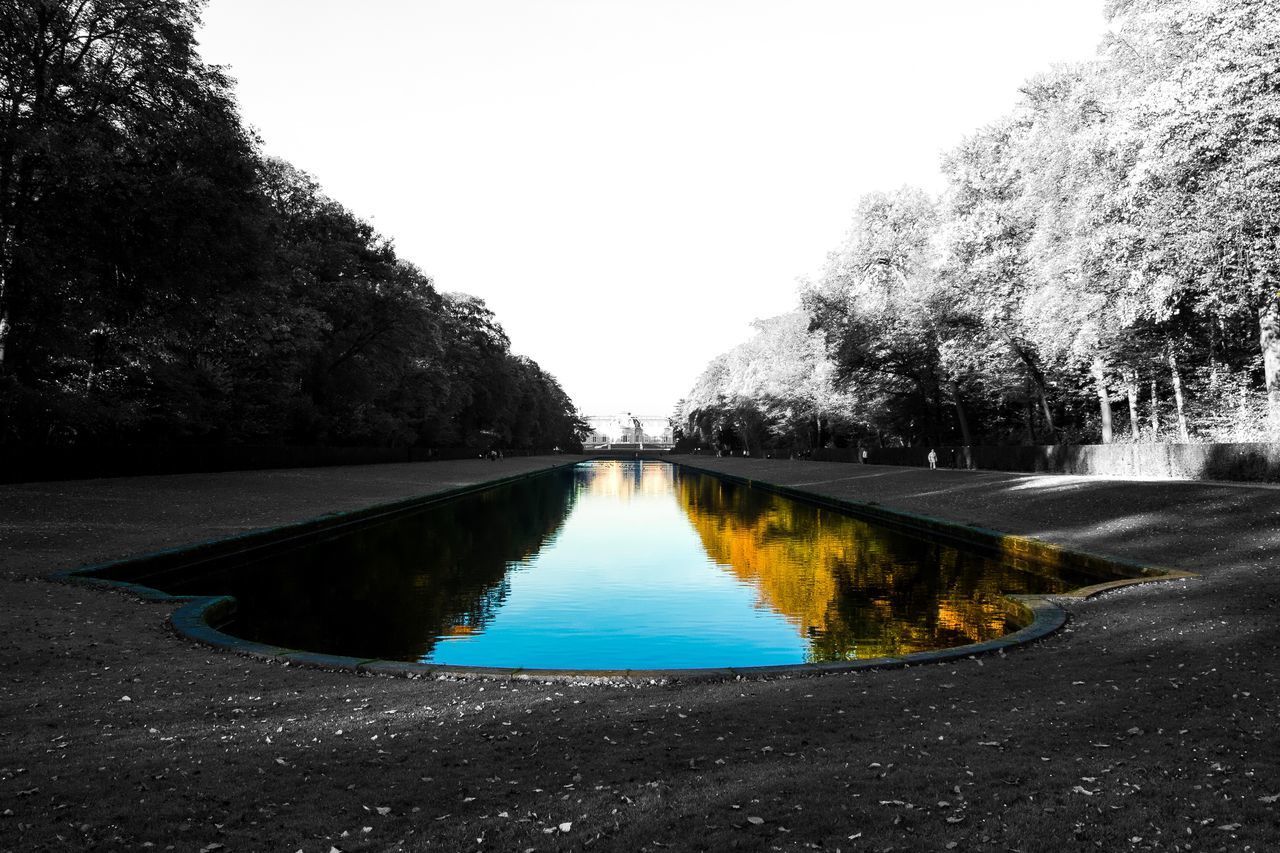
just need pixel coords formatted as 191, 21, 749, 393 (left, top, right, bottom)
51, 457, 1195, 685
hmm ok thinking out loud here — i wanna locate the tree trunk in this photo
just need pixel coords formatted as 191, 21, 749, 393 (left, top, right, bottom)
1239, 379, 1251, 436
1260, 295, 1280, 429
1022, 384, 1035, 446
0, 304, 9, 372
0, 226, 12, 373
1003, 335, 1057, 438
1149, 379, 1160, 439
949, 379, 973, 446
931, 377, 944, 449
1124, 370, 1140, 440
1038, 391, 1056, 440
1091, 356, 1113, 444
949, 378, 973, 468
1208, 315, 1220, 393
1167, 344, 1190, 442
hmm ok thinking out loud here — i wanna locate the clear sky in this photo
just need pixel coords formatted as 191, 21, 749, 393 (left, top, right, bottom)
196, 0, 1107, 416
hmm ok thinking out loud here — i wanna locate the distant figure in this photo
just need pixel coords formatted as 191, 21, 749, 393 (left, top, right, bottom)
927, 448, 938, 469
860, 447, 868, 464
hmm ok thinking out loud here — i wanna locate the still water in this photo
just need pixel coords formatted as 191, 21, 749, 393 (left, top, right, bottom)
163, 461, 1115, 669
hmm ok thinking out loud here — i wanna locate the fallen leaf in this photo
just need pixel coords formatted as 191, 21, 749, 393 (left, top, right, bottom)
375, 807, 390, 816
559, 821, 572, 832
747, 816, 765, 825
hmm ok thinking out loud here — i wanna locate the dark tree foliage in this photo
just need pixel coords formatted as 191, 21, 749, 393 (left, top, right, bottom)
0, 0, 584, 452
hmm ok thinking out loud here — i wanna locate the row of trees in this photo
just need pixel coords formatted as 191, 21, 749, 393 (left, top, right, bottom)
0, 0, 585, 450
675, 312, 859, 454
680, 0, 1280, 450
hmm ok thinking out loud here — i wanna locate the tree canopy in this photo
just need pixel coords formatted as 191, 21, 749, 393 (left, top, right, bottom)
682, 0, 1280, 450
0, 0, 585, 451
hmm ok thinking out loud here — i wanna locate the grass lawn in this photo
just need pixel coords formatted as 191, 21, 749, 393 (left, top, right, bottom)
1, 457, 1276, 851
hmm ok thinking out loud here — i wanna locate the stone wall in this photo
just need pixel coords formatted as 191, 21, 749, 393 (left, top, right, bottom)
811, 443, 1280, 482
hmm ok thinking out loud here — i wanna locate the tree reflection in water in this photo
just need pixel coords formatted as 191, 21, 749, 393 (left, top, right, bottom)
146, 461, 1123, 666
674, 473, 1107, 661
163, 469, 580, 661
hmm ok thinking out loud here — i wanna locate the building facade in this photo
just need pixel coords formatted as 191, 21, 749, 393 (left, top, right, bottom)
582, 413, 673, 447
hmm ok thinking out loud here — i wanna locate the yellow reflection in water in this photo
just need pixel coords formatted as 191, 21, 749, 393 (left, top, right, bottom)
675, 475, 1059, 660
579, 460, 674, 501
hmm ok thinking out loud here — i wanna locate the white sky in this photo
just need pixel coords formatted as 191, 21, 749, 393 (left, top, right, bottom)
197, 0, 1106, 416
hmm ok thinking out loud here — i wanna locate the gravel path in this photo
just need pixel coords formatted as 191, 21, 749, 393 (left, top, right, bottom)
1, 456, 1277, 852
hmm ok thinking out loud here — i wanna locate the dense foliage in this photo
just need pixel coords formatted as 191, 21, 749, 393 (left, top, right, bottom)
0, 0, 584, 450
676, 312, 861, 455
681, 0, 1280, 450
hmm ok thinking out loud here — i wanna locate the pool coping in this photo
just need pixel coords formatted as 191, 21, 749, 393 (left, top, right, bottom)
51, 457, 1196, 684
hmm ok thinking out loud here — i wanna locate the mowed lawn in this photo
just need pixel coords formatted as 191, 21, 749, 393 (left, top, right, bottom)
1, 457, 1277, 852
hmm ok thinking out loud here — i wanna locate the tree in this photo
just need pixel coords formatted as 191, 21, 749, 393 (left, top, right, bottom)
941, 117, 1064, 441
1103, 0, 1280, 425
0, 0, 251, 375
804, 188, 980, 447
0, 0, 274, 444
0, 3, 588, 450
678, 312, 859, 454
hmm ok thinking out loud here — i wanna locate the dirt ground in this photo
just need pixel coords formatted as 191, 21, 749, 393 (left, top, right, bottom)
1, 456, 1277, 852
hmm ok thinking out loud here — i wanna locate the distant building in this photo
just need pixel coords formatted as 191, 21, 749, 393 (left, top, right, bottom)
582, 413, 673, 447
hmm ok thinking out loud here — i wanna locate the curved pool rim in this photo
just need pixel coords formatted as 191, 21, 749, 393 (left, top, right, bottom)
52, 458, 1195, 683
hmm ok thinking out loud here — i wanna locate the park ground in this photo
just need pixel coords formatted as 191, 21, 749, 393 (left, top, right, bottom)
1, 456, 1278, 852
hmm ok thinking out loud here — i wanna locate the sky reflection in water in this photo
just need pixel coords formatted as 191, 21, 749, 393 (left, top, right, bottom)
176, 461, 1116, 669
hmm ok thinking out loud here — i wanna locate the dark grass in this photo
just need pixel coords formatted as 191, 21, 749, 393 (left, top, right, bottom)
1, 457, 1277, 852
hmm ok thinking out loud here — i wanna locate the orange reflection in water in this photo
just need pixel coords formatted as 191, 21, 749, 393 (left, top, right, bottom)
674, 475, 1067, 661
578, 460, 674, 501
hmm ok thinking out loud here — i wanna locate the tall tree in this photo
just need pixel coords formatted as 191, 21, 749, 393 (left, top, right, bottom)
1104, 0, 1280, 424
805, 188, 968, 446
0, 0, 251, 375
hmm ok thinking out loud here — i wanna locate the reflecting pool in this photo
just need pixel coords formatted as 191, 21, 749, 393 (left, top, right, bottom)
158, 460, 1121, 669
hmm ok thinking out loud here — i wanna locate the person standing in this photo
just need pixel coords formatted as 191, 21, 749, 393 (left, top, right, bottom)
927, 448, 938, 469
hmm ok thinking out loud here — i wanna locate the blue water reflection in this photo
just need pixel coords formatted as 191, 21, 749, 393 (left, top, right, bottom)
426, 461, 807, 668
152, 460, 1122, 669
